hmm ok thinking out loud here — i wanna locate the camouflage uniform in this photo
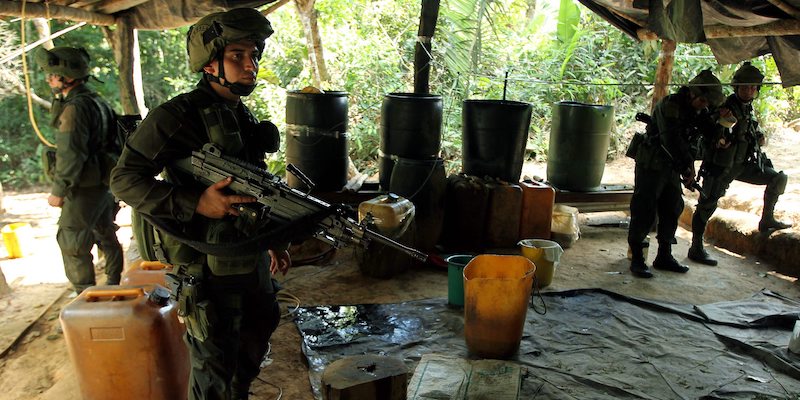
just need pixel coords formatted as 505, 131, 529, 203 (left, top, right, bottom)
111, 9, 280, 400
38, 47, 123, 293
628, 70, 724, 278
689, 63, 790, 266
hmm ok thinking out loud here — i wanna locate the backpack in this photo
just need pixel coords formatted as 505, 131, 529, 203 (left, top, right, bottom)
40, 94, 141, 186
89, 96, 141, 186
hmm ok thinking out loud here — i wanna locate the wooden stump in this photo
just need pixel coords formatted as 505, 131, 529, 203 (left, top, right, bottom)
322, 355, 407, 400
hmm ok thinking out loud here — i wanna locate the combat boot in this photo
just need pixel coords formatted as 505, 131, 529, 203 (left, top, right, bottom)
687, 242, 718, 266
628, 240, 653, 278
652, 244, 689, 273
760, 192, 792, 232
758, 217, 792, 232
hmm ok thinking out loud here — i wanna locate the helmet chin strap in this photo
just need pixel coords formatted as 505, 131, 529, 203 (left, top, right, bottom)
205, 52, 256, 97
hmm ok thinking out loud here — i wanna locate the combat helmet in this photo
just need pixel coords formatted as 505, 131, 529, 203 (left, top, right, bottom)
731, 62, 764, 87
187, 8, 273, 73
34, 47, 90, 80
688, 69, 724, 107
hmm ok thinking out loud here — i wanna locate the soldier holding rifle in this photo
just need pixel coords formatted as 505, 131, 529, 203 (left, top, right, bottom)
688, 62, 792, 266
628, 70, 725, 278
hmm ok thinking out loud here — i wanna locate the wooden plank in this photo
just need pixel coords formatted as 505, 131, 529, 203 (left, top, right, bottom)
0, 0, 115, 26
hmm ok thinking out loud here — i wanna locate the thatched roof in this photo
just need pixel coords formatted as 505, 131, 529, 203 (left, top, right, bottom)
579, 0, 800, 87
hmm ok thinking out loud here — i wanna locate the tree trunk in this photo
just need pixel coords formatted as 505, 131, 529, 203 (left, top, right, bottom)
104, 15, 147, 116
414, 0, 440, 94
526, 0, 537, 20
32, 18, 53, 49
650, 39, 675, 113
295, 0, 329, 88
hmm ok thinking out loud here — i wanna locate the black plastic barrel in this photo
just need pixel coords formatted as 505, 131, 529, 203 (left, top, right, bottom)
285, 91, 349, 191
379, 93, 443, 190
547, 101, 614, 191
389, 157, 446, 251
462, 99, 532, 182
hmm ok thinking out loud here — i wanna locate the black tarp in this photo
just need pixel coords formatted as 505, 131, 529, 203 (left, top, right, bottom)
294, 289, 800, 399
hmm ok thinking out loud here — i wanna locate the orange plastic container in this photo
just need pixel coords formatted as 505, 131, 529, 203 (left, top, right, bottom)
519, 180, 555, 240
485, 181, 522, 247
121, 260, 172, 287
463, 255, 535, 359
60, 285, 189, 400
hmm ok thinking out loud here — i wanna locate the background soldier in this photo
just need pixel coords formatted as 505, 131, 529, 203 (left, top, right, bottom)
628, 70, 724, 278
111, 8, 289, 400
35, 46, 123, 294
688, 62, 792, 266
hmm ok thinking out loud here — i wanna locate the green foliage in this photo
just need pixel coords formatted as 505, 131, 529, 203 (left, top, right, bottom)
1, 0, 798, 189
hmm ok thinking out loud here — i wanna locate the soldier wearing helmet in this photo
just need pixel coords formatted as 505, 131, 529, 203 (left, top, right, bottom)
35, 46, 123, 294
110, 8, 287, 400
627, 69, 726, 278
688, 62, 791, 266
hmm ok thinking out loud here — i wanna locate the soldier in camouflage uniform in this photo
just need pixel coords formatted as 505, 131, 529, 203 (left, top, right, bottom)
688, 62, 792, 266
36, 46, 123, 294
110, 8, 289, 400
628, 70, 724, 278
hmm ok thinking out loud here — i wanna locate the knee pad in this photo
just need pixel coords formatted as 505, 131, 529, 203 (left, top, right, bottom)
769, 171, 788, 195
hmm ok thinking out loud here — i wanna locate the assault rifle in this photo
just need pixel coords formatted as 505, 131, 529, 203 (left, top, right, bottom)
635, 113, 708, 199
180, 143, 436, 265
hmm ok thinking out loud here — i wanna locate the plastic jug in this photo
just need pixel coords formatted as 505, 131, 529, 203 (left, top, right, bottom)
518, 239, 563, 288
519, 180, 555, 240
358, 193, 414, 231
60, 285, 189, 400
463, 254, 535, 359
121, 260, 172, 287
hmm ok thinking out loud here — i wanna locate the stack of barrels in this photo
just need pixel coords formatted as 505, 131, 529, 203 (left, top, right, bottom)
379, 93, 446, 251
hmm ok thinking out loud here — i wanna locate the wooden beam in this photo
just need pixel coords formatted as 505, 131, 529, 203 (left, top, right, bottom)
0, 0, 115, 26
94, 0, 149, 15
765, 0, 800, 20
650, 39, 676, 113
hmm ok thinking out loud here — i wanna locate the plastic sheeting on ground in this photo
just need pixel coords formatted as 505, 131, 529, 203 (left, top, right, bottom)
293, 288, 800, 399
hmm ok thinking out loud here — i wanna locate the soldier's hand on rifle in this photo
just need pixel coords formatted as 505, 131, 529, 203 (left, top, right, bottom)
196, 176, 257, 219
269, 249, 291, 276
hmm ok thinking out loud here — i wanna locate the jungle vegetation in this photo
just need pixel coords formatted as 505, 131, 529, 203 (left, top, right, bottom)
0, 0, 797, 189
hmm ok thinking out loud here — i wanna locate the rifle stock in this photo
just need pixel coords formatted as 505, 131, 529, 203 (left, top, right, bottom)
186, 144, 430, 263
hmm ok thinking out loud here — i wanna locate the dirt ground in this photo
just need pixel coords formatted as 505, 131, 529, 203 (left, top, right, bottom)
1, 128, 799, 400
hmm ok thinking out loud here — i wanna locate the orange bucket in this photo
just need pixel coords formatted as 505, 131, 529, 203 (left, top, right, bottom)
463, 254, 534, 359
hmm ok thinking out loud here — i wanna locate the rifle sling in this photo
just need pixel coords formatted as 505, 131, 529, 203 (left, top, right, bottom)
139, 210, 330, 258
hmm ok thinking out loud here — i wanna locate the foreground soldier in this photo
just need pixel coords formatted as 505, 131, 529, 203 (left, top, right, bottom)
36, 46, 123, 294
628, 70, 724, 278
110, 9, 289, 399
688, 62, 792, 266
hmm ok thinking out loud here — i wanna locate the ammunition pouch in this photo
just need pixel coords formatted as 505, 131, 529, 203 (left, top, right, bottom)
166, 264, 212, 341
40, 146, 57, 182
205, 219, 261, 276
625, 132, 645, 160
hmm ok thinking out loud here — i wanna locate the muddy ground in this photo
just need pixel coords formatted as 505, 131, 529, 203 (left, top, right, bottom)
1, 127, 799, 399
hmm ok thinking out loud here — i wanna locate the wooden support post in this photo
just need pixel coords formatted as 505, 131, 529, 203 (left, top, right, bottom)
108, 15, 147, 116
650, 39, 676, 113
414, 0, 440, 94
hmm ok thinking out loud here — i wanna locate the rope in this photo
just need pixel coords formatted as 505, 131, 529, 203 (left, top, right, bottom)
20, 0, 56, 148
